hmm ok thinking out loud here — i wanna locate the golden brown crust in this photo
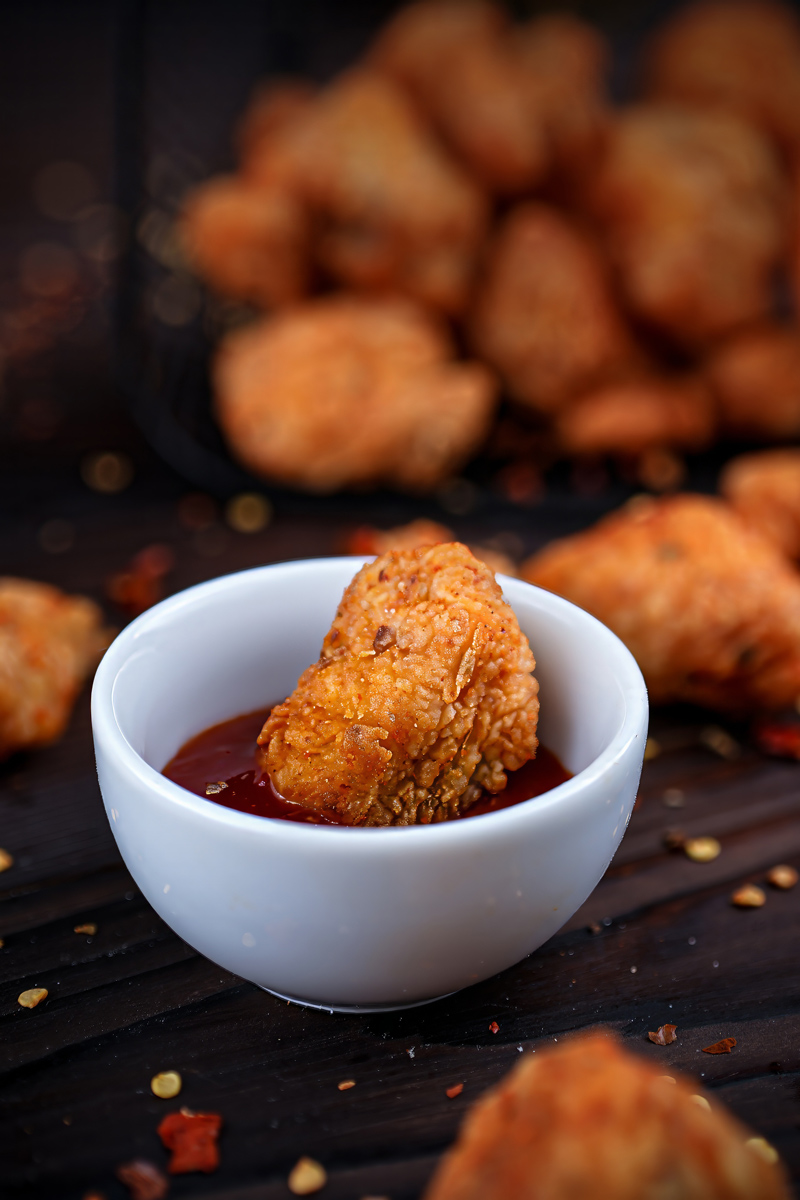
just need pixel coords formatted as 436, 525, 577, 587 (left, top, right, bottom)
556, 374, 716, 457
371, 0, 548, 195
345, 520, 518, 578
587, 104, 787, 346
179, 175, 310, 308
0, 578, 109, 759
245, 68, 488, 314
213, 296, 496, 493
705, 325, 800, 440
644, 0, 800, 158
469, 203, 641, 415
721, 448, 800, 559
258, 543, 538, 825
424, 1031, 791, 1200
523, 494, 800, 713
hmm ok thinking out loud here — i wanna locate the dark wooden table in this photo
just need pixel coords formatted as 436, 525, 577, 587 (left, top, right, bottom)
1, 456, 800, 1199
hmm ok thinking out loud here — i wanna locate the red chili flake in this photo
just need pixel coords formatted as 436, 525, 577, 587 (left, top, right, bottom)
489, 1021, 500, 1034
157, 1110, 222, 1175
648, 1024, 677, 1046
446, 1083, 464, 1099
702, 1038, 737, 1054
752, 719, 800, 760
107, 544, 175, 617
115, 1160, 169, 1200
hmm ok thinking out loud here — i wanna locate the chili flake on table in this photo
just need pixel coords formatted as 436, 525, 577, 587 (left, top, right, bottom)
115, 1159, 169, 1200
648, 1024, 677, 1045
702, 1038, 737, 1054
489, 1021, 500, 1034
157, 1109, 222, 1174
446, 1083, 464, 1099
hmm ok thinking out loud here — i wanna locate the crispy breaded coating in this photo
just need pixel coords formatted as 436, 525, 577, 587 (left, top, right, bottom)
644, 0, 800, 160
469, 204, 641, 415
0, 578, 109, 759
513, 13, 610, 180
246, 68, 488, 314
345, 519, 518, 578
523, 494, 800, 713
587, 105, 787, 346
705, 325, 800, 439
424, 1032, 790, 1200
213, 296, 496, 493
179, 175, 310, 308
371, 0, 548, 195
721, 448, 800, 559
556, 374, 715, 458
258, 543, 538, 825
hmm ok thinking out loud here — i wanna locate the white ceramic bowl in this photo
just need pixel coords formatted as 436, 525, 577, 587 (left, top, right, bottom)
92, 558, 647, 1012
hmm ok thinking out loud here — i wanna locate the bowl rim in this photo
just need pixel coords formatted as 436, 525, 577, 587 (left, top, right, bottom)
91, 556, 648, 845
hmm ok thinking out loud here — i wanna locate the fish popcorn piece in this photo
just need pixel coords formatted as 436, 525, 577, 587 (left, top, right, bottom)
424, 1032, 790, 1200
587, 104, 787, 347
258, 543, 539, 825
523, 495, 800, 713
644, 0, 800, 160
469, 204, 641, 415
556, 374, 715, 458
213, 296, 495, 493
246, 68, 488, 314
721, 449, 800, 559
0, 578, 109, 759
179, 175, 310, 309
371, 0, 548, 195
705, 325, 800, 440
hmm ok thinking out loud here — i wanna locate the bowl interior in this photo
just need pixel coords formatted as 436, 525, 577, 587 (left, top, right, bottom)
109, 558, 640, 786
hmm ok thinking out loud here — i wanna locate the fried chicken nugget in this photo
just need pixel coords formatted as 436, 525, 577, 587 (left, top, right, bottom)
0, 578, 109, 759
644, 0, 800, 160
523, 494, 800, 712
258, 543, 539, 825
556, 375, 715, 458
213, 296, 496, 493
587, 105, 788, 347
371, 0, 548, 195
469, 204, 642, 415
179, 175, 310, 308
246, 69, 488, 314
721, 448, 800, 559
424, 1031, 790, 1200
705, 324, 800, 439
235, 78, 317, 171
345, 519, 518, 578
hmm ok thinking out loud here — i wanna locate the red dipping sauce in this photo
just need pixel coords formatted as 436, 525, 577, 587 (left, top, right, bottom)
163, 708, 571, 826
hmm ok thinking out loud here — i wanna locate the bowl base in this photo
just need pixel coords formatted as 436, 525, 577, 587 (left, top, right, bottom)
259, 984, 456, 1013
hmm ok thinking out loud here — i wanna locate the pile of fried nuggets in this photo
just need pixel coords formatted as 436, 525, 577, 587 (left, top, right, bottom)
183, 0, 800, 493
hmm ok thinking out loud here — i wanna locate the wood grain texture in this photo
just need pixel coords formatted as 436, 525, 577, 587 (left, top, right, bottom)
1, 489, 800, 1199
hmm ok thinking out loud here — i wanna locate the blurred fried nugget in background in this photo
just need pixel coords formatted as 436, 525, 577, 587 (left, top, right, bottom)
425, 1031, 790, 1200
586, 105, 788, 347
721, 448, 800, 559
469, 204, 641, 415
213, 296, 496, 493
0, 579, 109, 759
372, 0, 548, 196
644, 0, 800, 161
705, 324, 800, 440
259, 543, 538, 825
524, 494, 800, 713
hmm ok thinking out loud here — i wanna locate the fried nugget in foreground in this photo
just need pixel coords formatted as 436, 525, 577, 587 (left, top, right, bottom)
705, 325, 800, 440
424, 1031, 790, 1200
556, 375, 715, 458
371, 0, 548, 196
246, 69, 488, 314
179, 175, 310, 308
587, 105, 787, 347
258, 544, 538, 825
469, 204, 641, 415
721, 449, 800, 559
0, 578, 109, 759
644, 0, 800, 160
344, 519, 518, 578
213, 297, 496, 493
523, 495, 800, 712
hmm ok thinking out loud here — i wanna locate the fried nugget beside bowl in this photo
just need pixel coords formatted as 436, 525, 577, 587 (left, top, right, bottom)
92, 556, 646, 1010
